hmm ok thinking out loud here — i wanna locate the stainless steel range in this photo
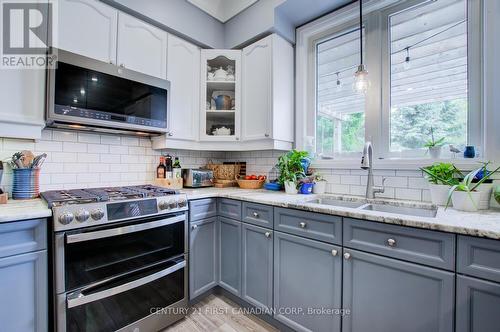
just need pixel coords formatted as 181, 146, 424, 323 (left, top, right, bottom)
42, 185, 188, 332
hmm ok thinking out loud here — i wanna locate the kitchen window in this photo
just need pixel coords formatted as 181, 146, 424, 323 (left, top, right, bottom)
316, 28, 365, 157
296, 0, 484, 164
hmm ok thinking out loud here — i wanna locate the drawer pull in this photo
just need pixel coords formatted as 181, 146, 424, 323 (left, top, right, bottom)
344, 252, 351, 260
331, 249, 338, 256
265, 232, 271, 238
299, 222, 307, 228
191, 225, 198, 230
387, 238, 396, 247
253, 212, 260, 218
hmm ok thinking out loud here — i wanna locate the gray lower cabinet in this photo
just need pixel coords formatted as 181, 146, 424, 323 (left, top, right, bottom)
0, 250, 47, 332
274, 231, 342, 332
189, 217, 218, 299
456, 275, 500, 332
218, 216, 242, 296
241, 223, 273, 310
342, 249, 454, 332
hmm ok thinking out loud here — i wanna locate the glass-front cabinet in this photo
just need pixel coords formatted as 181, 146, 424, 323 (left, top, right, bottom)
200, 50, 241, 141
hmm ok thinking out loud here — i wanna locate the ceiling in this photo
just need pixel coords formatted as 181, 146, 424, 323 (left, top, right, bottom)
187, 0, 259, 23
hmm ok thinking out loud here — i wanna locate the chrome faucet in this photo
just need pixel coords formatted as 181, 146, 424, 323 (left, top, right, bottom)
361, 142, 385, 199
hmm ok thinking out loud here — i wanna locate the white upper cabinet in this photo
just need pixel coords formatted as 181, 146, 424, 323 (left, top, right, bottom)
242, 34, 294, 143
56, 0, 118, 64
117, 13, 168, 79
167, 34, 200, 141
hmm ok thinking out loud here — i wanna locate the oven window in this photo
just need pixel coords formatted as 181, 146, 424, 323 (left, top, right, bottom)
66, 260, 185, 332
55, 62, 167, 122
64, 215, 184, 291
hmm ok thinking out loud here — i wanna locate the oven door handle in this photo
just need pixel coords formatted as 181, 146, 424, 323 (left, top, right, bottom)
66, 214, 185, 244
66, 260, 186, 308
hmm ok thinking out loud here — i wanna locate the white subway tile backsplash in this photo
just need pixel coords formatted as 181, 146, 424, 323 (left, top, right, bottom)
63, 142, 87, 153
0, 129, 434, 203
87, 144, 109, 154
53, 130, 78, 142
100, 135, 121, 145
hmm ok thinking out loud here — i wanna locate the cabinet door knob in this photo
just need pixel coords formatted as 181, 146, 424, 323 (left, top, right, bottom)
252, 212, 259, 218
331, 249, 338, 256
343, 252, 351, 260
299, 222, 307, 228
264, 133, 269, 137
387, 238, 396, 247
265, 232, 271, 238
236, 137, 240, 141
119, 63, 125, 68
191, 224, 198, 230
167, 131, 173, 137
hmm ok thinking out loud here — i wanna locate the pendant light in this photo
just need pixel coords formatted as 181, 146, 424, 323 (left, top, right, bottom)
403, 47, 411, 70
353, 0, 370, 94
335, 72, 343, 91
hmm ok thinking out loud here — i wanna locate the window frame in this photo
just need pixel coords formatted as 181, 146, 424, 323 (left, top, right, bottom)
296, 0, 485, 168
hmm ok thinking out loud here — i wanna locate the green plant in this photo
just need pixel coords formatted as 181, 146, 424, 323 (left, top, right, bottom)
276, 150, 308, 186
446, 164, 500, 209
421, 163, 462, 185
494, 185, 500, 205
312, 172, 325, 182
424, 127, 445, 148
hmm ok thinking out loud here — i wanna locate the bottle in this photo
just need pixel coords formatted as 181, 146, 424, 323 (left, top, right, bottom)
165, 155, 173, 179
156, 156, 166, 178
173, 157, 182, 179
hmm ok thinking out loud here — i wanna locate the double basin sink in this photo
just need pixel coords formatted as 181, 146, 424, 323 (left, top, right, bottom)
305, 197, 437, 218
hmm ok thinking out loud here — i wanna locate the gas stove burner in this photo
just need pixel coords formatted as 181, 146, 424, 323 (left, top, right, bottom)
41, 185, 179, 207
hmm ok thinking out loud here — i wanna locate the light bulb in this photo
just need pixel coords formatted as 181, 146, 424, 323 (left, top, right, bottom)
353, 65, 370, 94
335, 72, 343, 92
403, 47, 411, 70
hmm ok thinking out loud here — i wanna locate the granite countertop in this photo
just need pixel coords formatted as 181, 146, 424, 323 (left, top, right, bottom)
0, 199, 52, 223
180, 187, 500, 240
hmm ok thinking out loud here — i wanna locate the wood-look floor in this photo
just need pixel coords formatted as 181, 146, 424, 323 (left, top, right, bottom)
162, 294, 278, 332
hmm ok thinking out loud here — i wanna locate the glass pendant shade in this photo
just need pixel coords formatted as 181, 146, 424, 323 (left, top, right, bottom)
353, 64, 370, 94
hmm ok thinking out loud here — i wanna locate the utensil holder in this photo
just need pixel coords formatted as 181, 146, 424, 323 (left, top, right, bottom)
12, 168, 40, 199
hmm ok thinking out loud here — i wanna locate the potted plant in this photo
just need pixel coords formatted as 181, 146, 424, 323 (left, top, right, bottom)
298, 176, 314, 194
494, 185, 500, 207
424, 127, 445, 159
277, 150, 308, 194
421, 163, 460, 205
312, 172, 327, 194
447, 164, 500, 212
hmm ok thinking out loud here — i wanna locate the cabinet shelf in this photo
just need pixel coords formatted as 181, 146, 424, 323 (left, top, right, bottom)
206, 110, 235, 113
206, 81, 236, 90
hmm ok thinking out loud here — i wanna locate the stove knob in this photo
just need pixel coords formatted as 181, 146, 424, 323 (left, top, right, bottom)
178, 199, 187, 208
90, 208, 104, 221
75, 209, 90, 223
158, 201, 169, 210
169, 200, 178, 209
59, 212, 74, 225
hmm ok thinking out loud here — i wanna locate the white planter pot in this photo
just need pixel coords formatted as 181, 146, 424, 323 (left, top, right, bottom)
451, 191, 481, 212
428, 183, 451, 206
428, 146, 442, 159
478, 183, 493, 210
284, 181, 298, 194
313, 181, 327, 194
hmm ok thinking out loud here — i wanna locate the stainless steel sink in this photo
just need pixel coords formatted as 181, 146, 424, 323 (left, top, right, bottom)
306, 198, 366, 209
361, 203, 437, 218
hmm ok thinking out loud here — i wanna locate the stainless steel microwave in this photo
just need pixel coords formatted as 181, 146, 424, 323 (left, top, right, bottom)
46, 49, 170, 135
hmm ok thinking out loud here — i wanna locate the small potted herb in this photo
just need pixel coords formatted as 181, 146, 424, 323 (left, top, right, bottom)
494, 185, 500, 207
312, 172, 327, 194
421, 163, 460, 205
424, 127, 445, 159
447, 164, 500, 211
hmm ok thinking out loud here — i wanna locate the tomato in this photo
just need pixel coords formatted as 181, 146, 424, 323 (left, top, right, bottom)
244, 175, 252, 180
250, 175, 257, 180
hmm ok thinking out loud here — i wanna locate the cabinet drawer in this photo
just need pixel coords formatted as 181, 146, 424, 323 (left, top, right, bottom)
0, 219, 47, 259
344, 218, 455, 270
274, 208, 341, 245
458, 235, 500, 283
218, 199, 242, 220
242, 202, 273, 228
189, 198, 217, 222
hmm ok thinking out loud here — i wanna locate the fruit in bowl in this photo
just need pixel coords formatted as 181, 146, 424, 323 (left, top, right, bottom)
236, 175, 267, 189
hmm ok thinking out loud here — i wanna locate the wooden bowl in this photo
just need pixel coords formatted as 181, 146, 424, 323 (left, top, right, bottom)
235, 176, 265, 189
